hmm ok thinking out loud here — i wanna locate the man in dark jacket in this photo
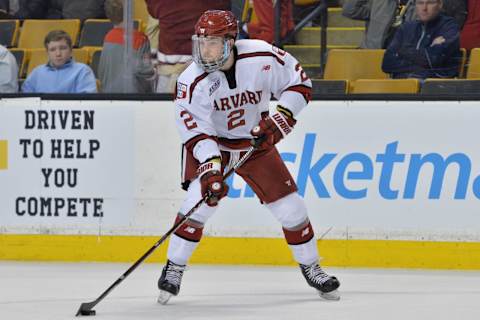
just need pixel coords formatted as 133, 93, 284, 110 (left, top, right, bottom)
343, 0, 467, 49
0, 0, 48, 19
0, 0, 105, 20
382, 0, 461, 79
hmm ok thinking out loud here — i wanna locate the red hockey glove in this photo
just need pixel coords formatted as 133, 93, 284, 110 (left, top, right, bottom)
251, 107, 296, 150
198, 157, 229, 207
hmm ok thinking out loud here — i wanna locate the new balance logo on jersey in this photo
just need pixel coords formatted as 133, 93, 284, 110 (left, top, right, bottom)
301, 227, 310, 237
184, 226, 196, 234
262, 64, 271, 72
213, 90, 263, 111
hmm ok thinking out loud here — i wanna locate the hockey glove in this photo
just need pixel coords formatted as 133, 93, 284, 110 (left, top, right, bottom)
251, 106, 296, 150
198, 157, 229, 207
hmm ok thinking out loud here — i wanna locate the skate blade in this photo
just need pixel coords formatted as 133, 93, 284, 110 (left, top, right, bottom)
319, 289, 340, 301
157, 290, 172, 305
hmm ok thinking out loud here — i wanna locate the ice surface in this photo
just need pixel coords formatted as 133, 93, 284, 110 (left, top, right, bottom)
1, 262, 479, 320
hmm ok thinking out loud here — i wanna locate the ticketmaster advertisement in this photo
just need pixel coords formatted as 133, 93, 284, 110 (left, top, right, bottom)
1, 99, 479, 241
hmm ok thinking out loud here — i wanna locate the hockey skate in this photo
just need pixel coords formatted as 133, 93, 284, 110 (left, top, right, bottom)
300, 263, 340, 301
157, 260, 186, 305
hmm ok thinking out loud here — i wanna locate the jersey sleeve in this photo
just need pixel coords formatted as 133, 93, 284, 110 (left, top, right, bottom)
174, 76, 221, 163
270, 46, 312, 118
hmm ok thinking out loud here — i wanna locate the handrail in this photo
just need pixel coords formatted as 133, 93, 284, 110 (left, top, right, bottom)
275, 0, 329, 76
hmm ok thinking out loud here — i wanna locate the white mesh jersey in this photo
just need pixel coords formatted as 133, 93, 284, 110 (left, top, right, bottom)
175, 39, 312, 160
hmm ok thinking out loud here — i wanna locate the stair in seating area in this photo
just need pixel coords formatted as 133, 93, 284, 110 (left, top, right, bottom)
285, 45, 355, 65
326, 7, 364, 27
296, 27, 364, 46
286, 7, 365, 79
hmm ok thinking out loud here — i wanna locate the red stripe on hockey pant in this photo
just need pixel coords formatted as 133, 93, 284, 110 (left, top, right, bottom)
173, 216, 204, 242
282, 222, 314, 245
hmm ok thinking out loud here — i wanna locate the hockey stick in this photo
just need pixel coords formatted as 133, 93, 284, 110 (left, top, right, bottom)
76, 142, 260, 316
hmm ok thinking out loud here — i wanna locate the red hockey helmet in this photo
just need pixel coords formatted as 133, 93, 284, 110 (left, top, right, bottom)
194, 10, 238, 39
192, 10, 238, 73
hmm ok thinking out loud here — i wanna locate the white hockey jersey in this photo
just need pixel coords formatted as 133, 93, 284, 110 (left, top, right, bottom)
175, 39, 312, 183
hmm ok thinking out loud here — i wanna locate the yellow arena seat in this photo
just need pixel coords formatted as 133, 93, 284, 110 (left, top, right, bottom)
0, 20, 20, 47
25, 48, 90, 76
18, 19, 81, 49
459, 48, 467, 78
466, 48, 480, 79
134, 0, 149, 31
350, 79, 419, 94
78, 19, 141, 48
9, 48, 26, 77
324, 49, 388, 81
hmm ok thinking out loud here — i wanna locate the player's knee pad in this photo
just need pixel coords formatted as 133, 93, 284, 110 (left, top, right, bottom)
173, 214, 204, 242
266, 192, 309, 229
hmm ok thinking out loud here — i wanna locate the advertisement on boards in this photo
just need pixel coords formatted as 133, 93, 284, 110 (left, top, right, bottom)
0, 99, 134, 233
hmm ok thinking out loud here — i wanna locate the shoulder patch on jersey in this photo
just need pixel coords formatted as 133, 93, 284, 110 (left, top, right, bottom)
209, 77, 221, 96
177, 82, 187, 99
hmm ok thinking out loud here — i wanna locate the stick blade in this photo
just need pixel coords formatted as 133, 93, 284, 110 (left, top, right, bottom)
76, 302, 97, 316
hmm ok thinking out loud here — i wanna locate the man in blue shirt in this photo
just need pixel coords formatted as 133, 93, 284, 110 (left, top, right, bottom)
382, 0, 461, 79
22, 30, 97, 93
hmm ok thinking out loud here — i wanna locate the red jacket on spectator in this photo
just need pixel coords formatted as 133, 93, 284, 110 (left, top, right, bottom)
460, 0, 480, 50
146, 0, 230, 56
248, 0, 295, 44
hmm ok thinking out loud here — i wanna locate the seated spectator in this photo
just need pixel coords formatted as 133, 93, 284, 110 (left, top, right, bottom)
247, 0, 295, 44
343, 0, 467, 49
146, 0, 230, 93
382, 0, 461, 79
460, 0, 480, 50
62, 0, 106, 21
0, 0, 10, 17
0, 44, 18, 93
343, 0, 417, 49
98, 0, 155, 93
22, 30, 97, 93
0, 0, 105, 20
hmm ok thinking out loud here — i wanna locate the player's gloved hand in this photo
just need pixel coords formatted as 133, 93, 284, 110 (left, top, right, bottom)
198, 157, 229, 207
251, 106, 296, 150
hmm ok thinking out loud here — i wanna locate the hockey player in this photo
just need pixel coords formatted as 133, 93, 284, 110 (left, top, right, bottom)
157, 10, 340, 304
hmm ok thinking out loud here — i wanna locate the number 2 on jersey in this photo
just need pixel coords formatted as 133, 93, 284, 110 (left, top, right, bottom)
227, 109, 245, 130
180, 110, 198, 130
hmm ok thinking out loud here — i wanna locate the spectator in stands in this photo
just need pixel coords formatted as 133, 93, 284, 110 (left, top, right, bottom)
146, 0, 230, 93
246, 0, 295, 44
0, 0, 11, 17
98, 0, 155, 93
343, 0, 416, 49
0, 0, 47, 19
382, 0, 461, 79
61, 0, 106, 21
343, 0, 467, 49
22, 30, 97, 93
460, 0, 480, 50
0, 44, 18, 93
0, 0, 105, 20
